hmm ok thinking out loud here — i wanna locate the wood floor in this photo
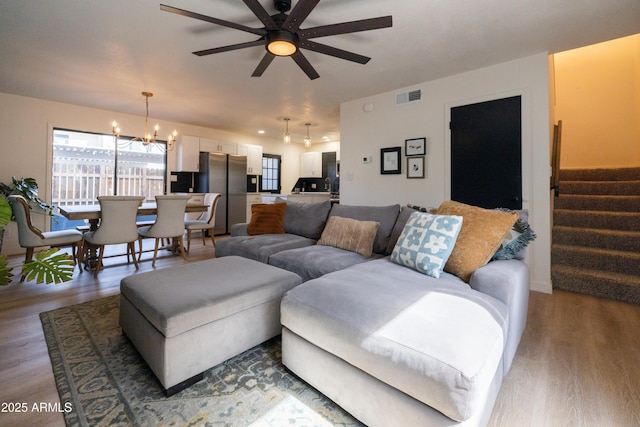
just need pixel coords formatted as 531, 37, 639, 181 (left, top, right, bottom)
1, 238, 639, 426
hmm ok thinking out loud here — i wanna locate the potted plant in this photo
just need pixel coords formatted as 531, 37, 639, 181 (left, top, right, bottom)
0, 177, 74, 285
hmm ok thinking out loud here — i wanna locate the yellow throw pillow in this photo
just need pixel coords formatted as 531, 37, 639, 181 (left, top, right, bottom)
437, 200, 518, 282
318, 216, 380, 257
247, 203, 287, 235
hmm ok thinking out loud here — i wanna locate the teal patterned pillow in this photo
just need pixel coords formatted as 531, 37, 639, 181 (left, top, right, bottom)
491, 209, 537, 260
390, 211, 463, 278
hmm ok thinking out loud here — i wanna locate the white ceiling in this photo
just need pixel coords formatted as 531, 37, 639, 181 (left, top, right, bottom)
1, 0, 639, 144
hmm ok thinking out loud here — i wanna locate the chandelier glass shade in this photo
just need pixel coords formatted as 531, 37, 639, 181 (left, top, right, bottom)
111, 92, 177, 152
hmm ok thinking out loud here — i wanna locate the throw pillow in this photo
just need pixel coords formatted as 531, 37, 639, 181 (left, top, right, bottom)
491, 209, 537, 260
276, 198, 332, 240
436, 200, 518, 282
390, 211, 463, 278
317, 216, 380, 258
247, 203, 286, 235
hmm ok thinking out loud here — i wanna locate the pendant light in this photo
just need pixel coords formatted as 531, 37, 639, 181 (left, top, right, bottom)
283, 117, 291, 144
304, 123, 311, 148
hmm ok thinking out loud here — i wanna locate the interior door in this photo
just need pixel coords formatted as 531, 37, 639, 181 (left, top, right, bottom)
450, 96, 522, 209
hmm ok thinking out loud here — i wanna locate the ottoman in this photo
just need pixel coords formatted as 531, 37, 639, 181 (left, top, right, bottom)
119, 255, 302, 396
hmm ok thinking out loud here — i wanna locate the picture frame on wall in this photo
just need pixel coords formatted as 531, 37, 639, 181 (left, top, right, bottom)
407, 157, 425, 178
405, 137, 426, 156
380, 147, 402, 174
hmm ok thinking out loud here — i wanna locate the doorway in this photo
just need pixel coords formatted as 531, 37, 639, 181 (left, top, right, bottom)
450, 95, 522, 209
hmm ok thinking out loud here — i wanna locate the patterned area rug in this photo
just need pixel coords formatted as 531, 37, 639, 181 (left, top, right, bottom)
40, 295, 362, 427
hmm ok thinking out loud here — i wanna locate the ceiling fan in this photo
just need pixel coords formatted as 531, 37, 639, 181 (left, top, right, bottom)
160, 0, 392, 80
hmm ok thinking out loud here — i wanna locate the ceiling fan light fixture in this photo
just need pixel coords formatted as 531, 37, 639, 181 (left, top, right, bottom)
267, 31, 297, 56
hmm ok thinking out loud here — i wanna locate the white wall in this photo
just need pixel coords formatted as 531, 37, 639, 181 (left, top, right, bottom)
553, 34, 640, 168
340, 53, 552, 293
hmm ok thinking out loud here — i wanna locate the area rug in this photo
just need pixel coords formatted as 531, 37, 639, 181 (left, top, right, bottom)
40, 295, 362, 427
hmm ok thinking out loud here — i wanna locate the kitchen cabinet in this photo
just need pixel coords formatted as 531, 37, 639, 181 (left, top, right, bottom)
200, 137, 236, 155
300, 152, 322, 177
246, 193, 263, 222
237, 143, 263, 175
176, 135, 200, 172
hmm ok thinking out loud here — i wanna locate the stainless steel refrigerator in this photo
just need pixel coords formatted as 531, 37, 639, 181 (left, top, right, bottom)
196, 152, 247, 235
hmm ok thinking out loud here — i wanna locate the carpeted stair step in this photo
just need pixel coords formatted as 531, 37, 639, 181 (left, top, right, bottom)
552, 226, 640, 252
553, 209, 640, 231
551, 265, 640, 305
559, 167, 640, 181
552, 244, 640, 276
554, 194, 640, 211
559, 180, 640, 196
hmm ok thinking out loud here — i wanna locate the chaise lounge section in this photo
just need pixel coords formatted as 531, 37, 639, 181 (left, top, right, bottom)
190, 199, 534, 425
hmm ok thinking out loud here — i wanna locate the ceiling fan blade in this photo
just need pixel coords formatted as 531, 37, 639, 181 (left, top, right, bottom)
193, 39, 265, 56
291, 51, 320, 80
299, 16, 392, 39
283, 0, 320, 32
160, 4, 266, 36
242, 0, 279, 30
252, 53, 276, 77
299, 40, 370, 64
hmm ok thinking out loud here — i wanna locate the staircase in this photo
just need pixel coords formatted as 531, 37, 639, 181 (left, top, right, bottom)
551, 167, 640, 304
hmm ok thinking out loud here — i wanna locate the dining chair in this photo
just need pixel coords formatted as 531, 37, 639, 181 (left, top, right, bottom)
184, 192, 221, 253
80, 196, 144, 278
138, 195, 191, 267
8, 195, 84, 282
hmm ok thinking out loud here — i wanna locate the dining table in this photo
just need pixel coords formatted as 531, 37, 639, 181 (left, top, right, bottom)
58, 201, 209, 269
58, 202, 208, 231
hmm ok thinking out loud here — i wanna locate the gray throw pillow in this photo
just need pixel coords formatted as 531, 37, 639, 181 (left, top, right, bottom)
277, 199, 332, 240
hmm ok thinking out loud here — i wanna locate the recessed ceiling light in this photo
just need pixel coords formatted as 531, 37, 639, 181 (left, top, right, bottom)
323, 136, 330, 141
258, 130, 265, 134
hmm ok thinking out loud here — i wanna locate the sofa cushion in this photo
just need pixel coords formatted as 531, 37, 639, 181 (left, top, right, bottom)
269, 244, 383, 282
390, 211, 463, 278
317, 216, 380, 257
281, 258, 508, 422
214, 233, 315, 263
328, 204, 400, 255
248, 203, 286, 235
437, 200, 518, 282
277, 198, 332, 240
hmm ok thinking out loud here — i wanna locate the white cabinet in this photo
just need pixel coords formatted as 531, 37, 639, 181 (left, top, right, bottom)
300, 152, 322, 177
176, 135, 200, 172
246, 193, 263, 222
200, 137, 236, 155
237, 143, 263, 175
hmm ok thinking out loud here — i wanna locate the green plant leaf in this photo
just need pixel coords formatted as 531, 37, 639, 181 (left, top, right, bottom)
0, 255, 14, 286
0, 196, 10, 233
21, 248, 75, 284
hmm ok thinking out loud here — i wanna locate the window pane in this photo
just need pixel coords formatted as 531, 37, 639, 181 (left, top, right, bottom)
260, 154, 280, 192
52, 129, 166, 230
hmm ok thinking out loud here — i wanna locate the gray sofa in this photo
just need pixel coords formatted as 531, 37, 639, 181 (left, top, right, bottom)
215, 200, 531, 426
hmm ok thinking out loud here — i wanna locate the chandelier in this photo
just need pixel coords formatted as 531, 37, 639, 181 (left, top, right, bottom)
111, 92, 177, 151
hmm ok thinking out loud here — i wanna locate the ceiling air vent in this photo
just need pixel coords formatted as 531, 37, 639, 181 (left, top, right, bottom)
395, 89, 422, 105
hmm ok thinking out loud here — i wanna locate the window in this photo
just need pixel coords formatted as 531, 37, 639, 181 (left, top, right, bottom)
260, 154, 281, 193
52, 128, 167, 230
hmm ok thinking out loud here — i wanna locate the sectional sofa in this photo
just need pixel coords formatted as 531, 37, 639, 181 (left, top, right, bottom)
215, 199, 534, 426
